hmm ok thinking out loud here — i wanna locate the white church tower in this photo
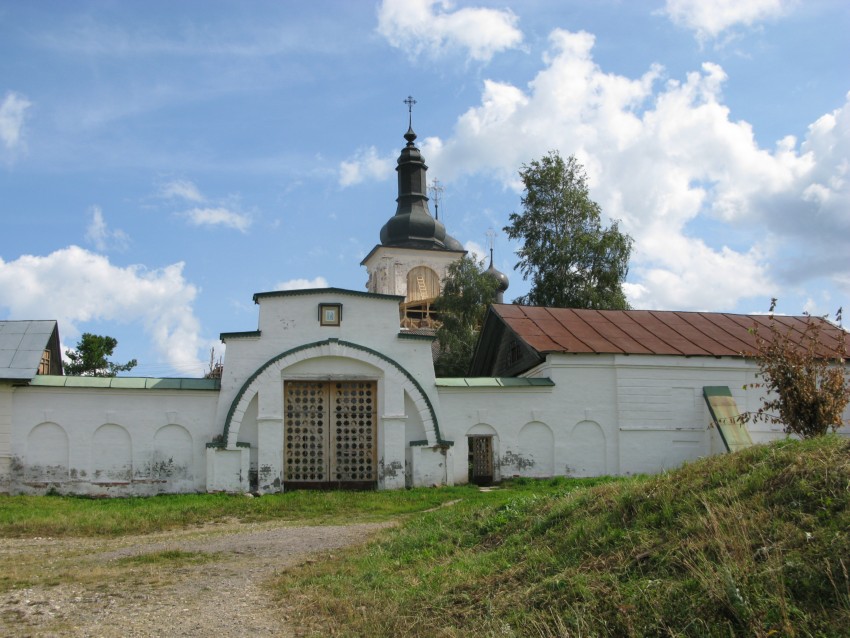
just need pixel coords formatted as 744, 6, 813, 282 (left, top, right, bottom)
361, 98, 466, 329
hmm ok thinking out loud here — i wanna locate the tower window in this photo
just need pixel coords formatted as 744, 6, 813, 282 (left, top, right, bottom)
405, 266, 440, 302
401, 266, 441, 330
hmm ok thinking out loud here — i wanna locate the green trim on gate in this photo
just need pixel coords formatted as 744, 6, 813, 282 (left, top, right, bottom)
220, 330, 262, 341
434, 377, 555, 387
221, 338, 447, 446
28, 375, 221, 390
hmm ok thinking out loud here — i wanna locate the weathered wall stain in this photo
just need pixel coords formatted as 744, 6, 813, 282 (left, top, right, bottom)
378, 457, 403, 480
21, 463, 67, 482
500, 450, 535, 472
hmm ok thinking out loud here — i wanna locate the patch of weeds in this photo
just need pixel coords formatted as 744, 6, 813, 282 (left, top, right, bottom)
116, 549, 221, 566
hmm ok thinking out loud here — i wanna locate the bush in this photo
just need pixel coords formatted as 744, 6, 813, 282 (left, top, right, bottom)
745, 299, 849, 438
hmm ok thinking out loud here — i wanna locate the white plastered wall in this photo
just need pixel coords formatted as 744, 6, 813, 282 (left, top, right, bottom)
8, 386, 218, 495
437, 353, 850, 485
0, 384, 11, 491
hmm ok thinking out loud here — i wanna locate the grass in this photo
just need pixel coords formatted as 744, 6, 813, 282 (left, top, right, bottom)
271, 436, 850, 637
2, 437, 848, 636
0, 485, 504, 597
0, 486, 480, 537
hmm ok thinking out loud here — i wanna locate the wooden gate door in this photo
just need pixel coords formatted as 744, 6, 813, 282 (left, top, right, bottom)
284, 380, 377, 489
469, 435, 494, 486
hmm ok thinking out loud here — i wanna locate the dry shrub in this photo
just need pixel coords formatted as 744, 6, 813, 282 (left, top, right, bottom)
745, 299, 849, 438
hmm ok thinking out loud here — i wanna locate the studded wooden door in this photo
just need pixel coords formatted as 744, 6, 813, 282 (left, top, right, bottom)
469, 435, 494, 486
284, 380, 378, 488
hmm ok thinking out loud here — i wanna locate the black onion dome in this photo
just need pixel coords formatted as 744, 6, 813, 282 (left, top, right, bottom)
443, 233, 465, 251
379, 125, 460, 251
485, 248, 509, 301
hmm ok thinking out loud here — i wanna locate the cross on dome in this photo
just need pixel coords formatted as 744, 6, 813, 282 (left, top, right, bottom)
403, 95, 417, 144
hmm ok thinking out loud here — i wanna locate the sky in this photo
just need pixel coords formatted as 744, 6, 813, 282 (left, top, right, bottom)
1, 0, 848, 377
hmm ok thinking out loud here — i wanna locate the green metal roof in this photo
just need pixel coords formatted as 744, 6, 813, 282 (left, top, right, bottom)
220, 330, 261, 341
435, 377, 555, 387
252, 287, 403, 304
28, 375, 221, 391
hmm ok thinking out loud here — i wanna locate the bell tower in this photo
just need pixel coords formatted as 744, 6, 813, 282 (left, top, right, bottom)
361, 98, 466, 329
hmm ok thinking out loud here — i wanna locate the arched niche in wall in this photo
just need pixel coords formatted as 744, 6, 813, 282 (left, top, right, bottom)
92, 423, 132, 482
26, 422, 69, 482
568, 420, 606, 477
152, 424, 193, 481
513, 421, 554, 478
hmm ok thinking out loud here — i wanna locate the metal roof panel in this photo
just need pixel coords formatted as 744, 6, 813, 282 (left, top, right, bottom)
490, 306, 846, 359
0, 320, 57, 381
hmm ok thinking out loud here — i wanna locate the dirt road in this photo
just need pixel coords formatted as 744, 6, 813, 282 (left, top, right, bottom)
0, 519, 392, 637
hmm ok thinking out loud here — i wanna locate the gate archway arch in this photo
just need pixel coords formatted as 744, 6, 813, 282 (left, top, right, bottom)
220, 338, 444, 448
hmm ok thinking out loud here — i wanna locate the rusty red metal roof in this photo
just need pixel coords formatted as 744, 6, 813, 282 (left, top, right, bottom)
491, 305, 847, 358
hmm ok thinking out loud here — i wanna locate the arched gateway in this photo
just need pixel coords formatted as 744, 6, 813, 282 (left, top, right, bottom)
206, 289, 452, 493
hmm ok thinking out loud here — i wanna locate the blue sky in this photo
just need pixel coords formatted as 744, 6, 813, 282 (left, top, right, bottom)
1, 0, 848, 376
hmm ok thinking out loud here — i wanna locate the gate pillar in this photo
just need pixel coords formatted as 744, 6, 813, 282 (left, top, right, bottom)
379, 415, 407, 489
257, 417, 284, 493
257, 387, 284, 493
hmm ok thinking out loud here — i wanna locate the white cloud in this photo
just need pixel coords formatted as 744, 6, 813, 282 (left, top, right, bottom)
159, 180, 253, 233
85, 206, 129, 252
0, 246, 205, 374
339, 146, 394, 186
0, 91, 32, 151
392, 29, 848, 311
463, 240, 486, 265
663, 0, 791, 40
183, 207, 252, 233
274, 277, 329, 291
626, 232, 773, 309
161, 179, 205, 203
377, 0, 522, 63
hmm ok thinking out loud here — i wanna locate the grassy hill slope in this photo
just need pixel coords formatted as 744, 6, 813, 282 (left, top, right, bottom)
275, 436, 850, 637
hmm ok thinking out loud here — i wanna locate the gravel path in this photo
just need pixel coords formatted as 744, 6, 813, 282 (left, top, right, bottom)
0, 520, 393, 637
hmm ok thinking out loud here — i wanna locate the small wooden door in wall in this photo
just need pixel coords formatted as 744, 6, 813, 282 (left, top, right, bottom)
468, 435, 494, 485
284, 380, 378, 489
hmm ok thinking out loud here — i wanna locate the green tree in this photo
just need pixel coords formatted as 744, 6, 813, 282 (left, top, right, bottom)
434, 255, 499, 377
64, 333, 138, 377
504, 151, 633, 309
744, 300, 849, 438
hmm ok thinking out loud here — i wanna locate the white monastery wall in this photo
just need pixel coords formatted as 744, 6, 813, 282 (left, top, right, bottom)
541, 353, 749, 475
7, 386, 218, 495
437, 352, 849, 486
0, 384, 11, 491
4, 286, 848, 495
437, 386, 558, 484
